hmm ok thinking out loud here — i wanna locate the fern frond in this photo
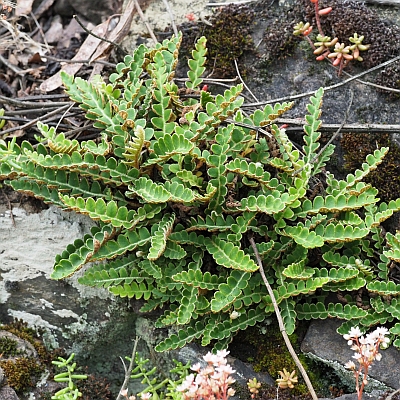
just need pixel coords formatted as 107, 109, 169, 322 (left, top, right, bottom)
51, 225, 116, 279
186, 36, 207, 90
302, 87, 324, 165
172, 269, 225, 290
122, 125, 146, 168
148, 214, 175, 260
211, 270, 251, 312
155, 320, 206, 352
143, 133, 194, 167
205, 237, 259, 272
296, 302, 368, 320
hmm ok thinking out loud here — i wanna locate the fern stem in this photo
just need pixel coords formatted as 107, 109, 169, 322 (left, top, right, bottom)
248, 236, 318, 400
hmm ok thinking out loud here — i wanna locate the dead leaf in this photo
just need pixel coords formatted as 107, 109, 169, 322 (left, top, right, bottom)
28, 52, 44, 63
44, 15, 63, 44
39, 19, 110, 92
90, 0, 136, 62
58, 18, 85, 49
16, 0, 35, 16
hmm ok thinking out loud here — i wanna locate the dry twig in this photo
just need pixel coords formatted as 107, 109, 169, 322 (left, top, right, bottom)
248, 236, 319, 400
133, 0, 158, 45
242, 54, 400, 108
116, 336, 139, 400
234, 59, 258, 102
161, 0, 178, 37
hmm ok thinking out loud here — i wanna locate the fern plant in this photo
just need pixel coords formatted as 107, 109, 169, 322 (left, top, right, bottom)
1, 34, 400, 351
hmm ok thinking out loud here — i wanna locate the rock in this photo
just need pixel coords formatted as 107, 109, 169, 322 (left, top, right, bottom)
0, 205, 137, 393
0, 386, 19, 400
301, 319, 400, 390
319, 390, 386, 400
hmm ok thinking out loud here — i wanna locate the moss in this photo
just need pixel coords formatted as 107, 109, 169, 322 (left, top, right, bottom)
79, 372, 113, 400
1, 318, 49, 363
229, 321, 351, 397
0, 357, 44, 393
341, 132, 400, 202
230, 322, 313, 396
263, 20, 298, 63
0, 336, 23, 357
0, 319, 66, 395
180, 5, 255, 78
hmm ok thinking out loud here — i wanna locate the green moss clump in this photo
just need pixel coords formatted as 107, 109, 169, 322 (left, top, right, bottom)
1, 319, 49, 363
0, 319, 64, 394
250, 326, 309, 395
0, 336, 22, 358
341, 132, 400, 202
0, 357, 44, 393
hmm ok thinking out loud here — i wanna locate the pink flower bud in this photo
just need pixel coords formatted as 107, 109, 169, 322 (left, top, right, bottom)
318, 7, 332, 15
316, 55, 325, 61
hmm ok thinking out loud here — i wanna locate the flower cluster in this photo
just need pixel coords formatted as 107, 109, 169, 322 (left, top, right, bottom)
294, 0, 370, 75
176, 350, 236, 400
119, 389, 152, 400
343, 326, 390, 400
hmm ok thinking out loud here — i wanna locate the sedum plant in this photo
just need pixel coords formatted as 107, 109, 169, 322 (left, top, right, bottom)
1, 34, 400, 352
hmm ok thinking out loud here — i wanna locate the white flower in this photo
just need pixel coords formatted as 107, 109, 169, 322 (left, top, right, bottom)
191, 363, 201, 372
374, 327, 389, 337
344, 361, 356, 370
140, 393, 152, 400
203, 352, 220, 365
347, 326, 362, 339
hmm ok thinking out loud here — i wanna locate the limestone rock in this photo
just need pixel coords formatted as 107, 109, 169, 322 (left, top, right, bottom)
301, 319, 400, 390
0, 386, 19, 400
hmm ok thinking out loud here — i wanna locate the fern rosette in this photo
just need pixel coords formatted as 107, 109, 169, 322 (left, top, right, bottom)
1, 34, 400, 351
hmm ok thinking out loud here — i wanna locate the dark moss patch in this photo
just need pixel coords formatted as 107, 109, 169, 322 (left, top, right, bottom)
0, 357, 44, 393
179, 5, 255, 78
341, 132, 400, 202
229, 320, 354, 398
0, 336, 22, 357
79, 372, 113, 400
262, 8, 301, 63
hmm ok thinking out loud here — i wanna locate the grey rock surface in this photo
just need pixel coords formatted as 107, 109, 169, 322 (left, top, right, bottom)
301, 319, 400, 390
0, 386, 19, 400
0, 202, 137, 392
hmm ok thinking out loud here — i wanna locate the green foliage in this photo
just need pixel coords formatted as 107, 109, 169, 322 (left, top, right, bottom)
0, 319, 53, 393
51, 353, 87, 400
128, 354, 190, 399
1, 34, 400, 352
0, 336, 22, 357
